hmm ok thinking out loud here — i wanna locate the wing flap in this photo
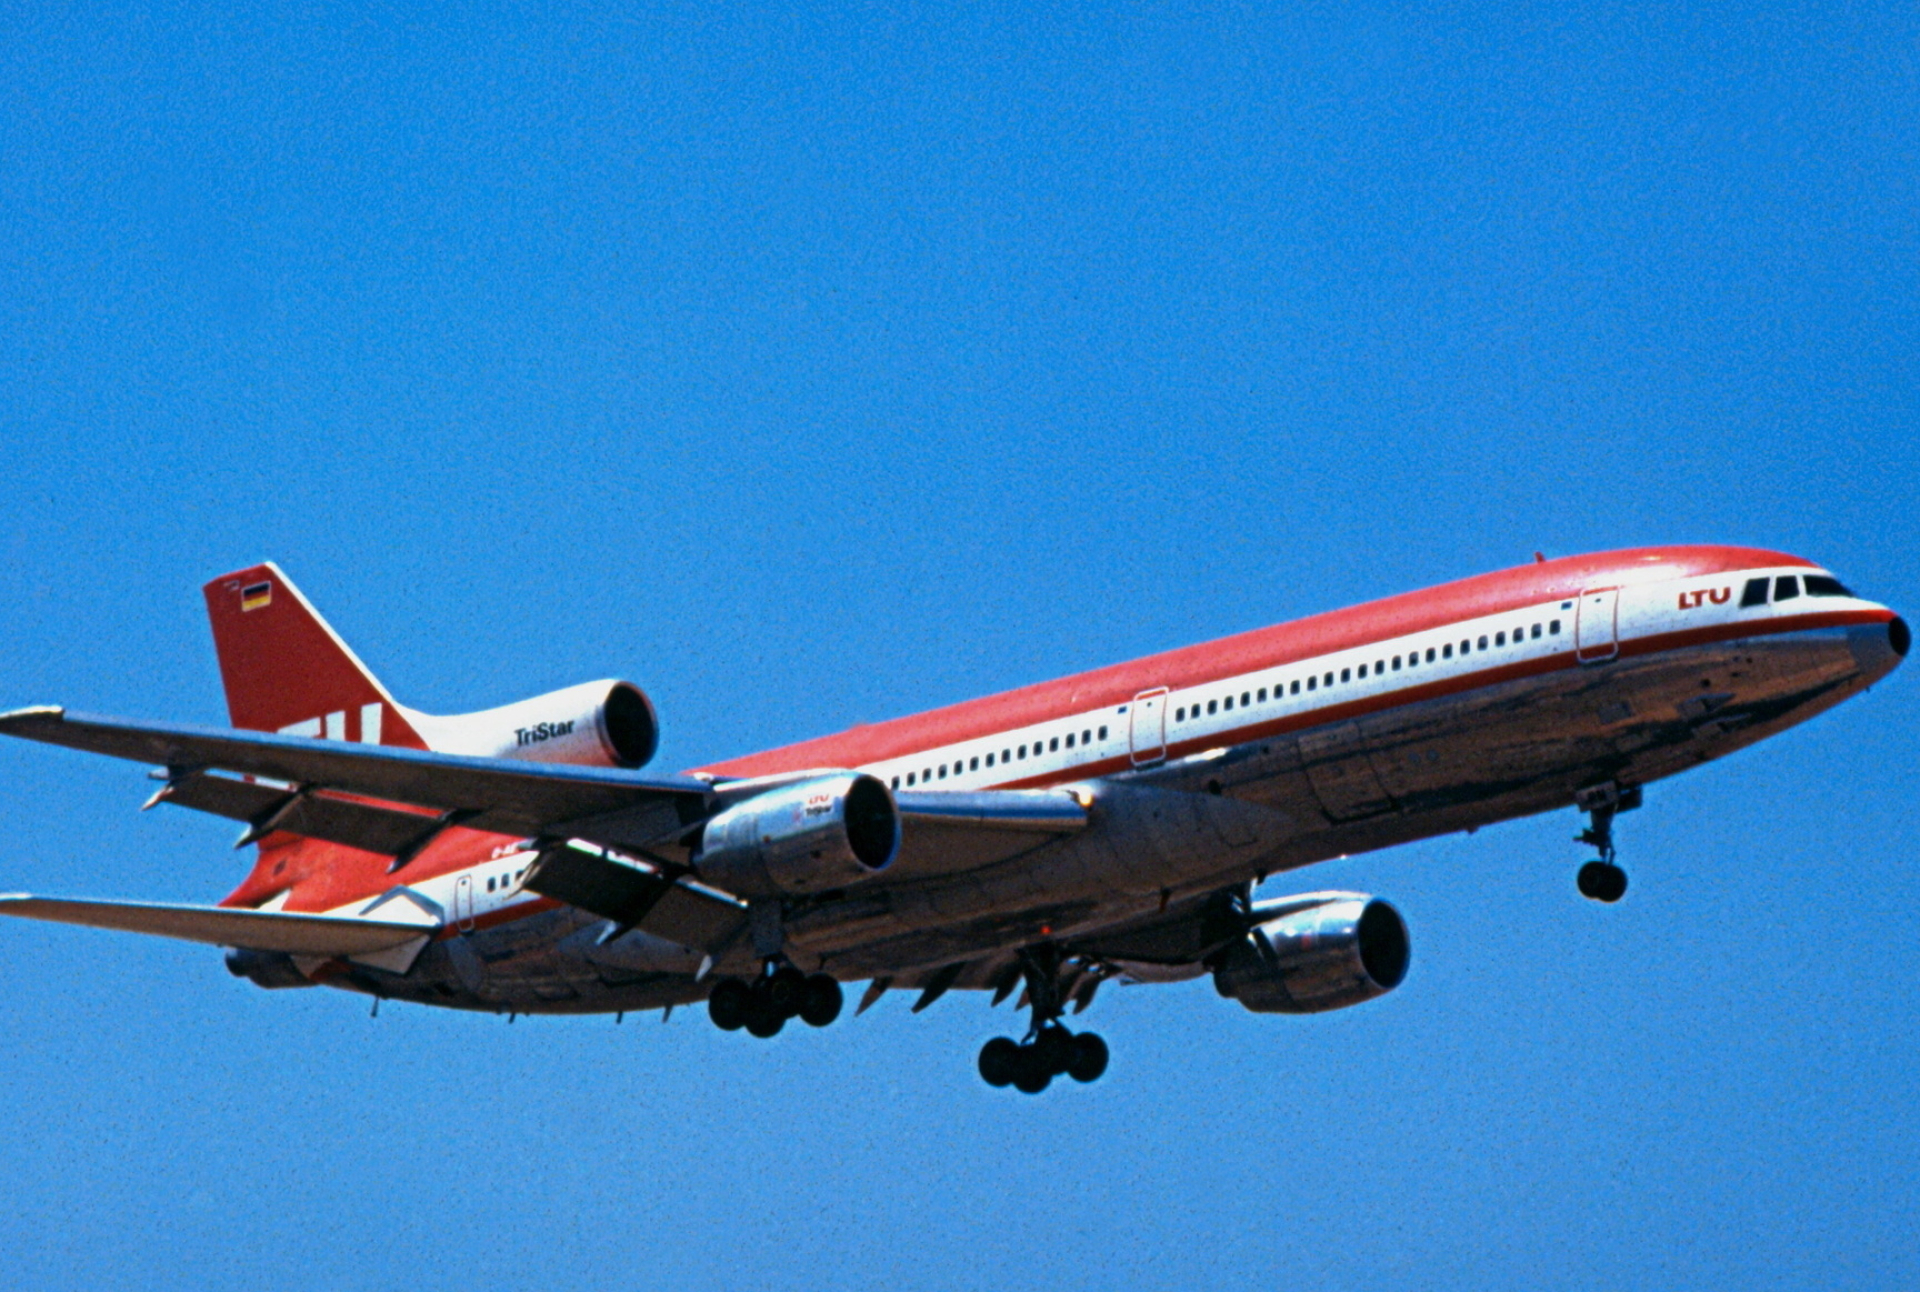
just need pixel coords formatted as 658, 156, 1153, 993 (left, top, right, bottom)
522, 842, 747, 951
0, 894, 435, 956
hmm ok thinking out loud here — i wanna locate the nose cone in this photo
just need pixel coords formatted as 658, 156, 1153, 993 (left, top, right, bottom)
1850, 614, 1909, 681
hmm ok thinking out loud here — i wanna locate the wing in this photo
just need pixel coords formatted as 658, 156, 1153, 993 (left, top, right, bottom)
0, 894, 434, 957
0, 707, 714, 852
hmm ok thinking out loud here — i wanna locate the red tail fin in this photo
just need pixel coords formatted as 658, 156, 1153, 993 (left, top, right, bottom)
202, 563, 427, 749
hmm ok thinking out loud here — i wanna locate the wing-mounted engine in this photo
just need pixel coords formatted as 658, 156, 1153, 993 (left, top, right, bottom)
694, 773, 899, 897
1211, 891, 1409, 1014
403, 680, 659, 770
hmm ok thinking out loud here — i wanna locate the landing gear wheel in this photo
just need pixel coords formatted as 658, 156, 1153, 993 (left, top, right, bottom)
978, 1037, 1020, 1088
1578, 860, 1628, 903
1011, 1045, 1053, 1094
1033, 1025, 1077, 1077
764, 964, 807, 1017
707, 978, 751, 1032
1066, 1031, 1109, 1084
744, 1003, 786, 1038
798, 975, 843, 1028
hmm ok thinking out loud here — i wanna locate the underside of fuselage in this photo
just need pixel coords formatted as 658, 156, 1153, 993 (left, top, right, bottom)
318, 620, 1890, 1016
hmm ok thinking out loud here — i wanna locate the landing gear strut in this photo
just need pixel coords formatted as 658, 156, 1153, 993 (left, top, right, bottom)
976, 945, 1110, 1094
1574, 784, 1640, 903
708, 962, 843, 1038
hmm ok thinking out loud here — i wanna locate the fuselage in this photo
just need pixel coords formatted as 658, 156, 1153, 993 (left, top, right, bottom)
227, 545, 1906, 1013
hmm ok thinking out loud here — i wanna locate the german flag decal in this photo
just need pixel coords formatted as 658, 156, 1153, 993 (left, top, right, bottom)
240, 581, 272, 612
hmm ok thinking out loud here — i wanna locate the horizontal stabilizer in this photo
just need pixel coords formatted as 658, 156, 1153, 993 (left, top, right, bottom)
0, 894, 436, 957
0, 707, 711, 852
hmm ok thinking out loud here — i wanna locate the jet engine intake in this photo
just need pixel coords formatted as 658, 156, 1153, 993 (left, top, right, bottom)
694, 773, 899, 897
404, 679, 659, 769
1212, 893, 1409, 1014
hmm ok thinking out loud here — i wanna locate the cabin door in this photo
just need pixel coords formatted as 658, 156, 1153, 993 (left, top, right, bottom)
1576, 587, 1621, 664
1129, 688, 1168, 766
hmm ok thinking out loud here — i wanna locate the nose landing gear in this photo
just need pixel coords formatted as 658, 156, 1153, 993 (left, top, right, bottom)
976, 946, 1111, 1094
1573, 783, 1640, 903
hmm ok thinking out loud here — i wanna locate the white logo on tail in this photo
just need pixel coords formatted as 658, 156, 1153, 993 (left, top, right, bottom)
279, 702, 384, 744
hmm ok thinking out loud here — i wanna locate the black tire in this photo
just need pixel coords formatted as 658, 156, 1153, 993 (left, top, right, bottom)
765, 965, 808, 1017
1033, 1025, 1077, 1077
799, 975, 844, 1028
978, 1037, 1020, 1087
707, 978, 751, 1032
1578, 861, 1628, 903
744, 1004, 786, 1039
1066, 1031, 1110, 1084
1011, 1046, 1052, 1095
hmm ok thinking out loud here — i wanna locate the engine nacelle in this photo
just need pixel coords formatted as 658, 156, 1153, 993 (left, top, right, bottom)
1212, 893, 1409, 1015
694, 773, 899, 897
404, 679, 659, 770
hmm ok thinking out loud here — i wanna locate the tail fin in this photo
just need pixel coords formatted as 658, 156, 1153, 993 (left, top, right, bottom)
203, 563, 427, 749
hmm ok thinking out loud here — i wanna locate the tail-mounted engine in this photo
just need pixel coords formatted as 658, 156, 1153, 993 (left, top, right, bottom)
694, 773, 900, 897
1212, 892, 1409, 1014
405, 680, 659, 770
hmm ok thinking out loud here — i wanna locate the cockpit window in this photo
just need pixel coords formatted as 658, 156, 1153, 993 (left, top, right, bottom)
1740, 578, 1769, 608
1804, 575, 1853, 597
1774, 575, 1801, 602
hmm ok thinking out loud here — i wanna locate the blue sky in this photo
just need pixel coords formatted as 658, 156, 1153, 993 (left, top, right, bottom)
1, 5, 1915, 1289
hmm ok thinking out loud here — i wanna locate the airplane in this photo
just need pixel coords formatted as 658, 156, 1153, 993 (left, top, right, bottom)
0, 546, 1904, 1093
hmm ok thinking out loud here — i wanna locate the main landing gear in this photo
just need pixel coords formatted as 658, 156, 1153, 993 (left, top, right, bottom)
1574, 784, 1641, 904
977, 946, 1110, 1095
707, 963, 843, 1039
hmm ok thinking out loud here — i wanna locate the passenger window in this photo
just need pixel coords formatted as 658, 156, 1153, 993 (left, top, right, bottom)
1774, 575, 1800, 602
1224, 696, 1234, 711
1356, 664, 1367, 679
487, 877, 496, 892
985, 753, 994, 767
1340, 668, 1350, 683
1392, 656, 1401, 670
1478, 635, 1488, 650
1307, 676, 1317, 691
971, 756, 980, 770
1258, 688, 1267, 702
1459, 640, 1470, 655
1495, 631, 1505, 646
1049, 737, 1059, 752
907, 772, 916, 786
1426, 647, 1437, 662
1018, 745, 1027, 759
1443, 643, 1453, 658
1207, 699, 1218, 715
1083, 730, 1092, 744
1290, 680, 1300, 694
1324, 672, 1334, 686
1004, 749, 1012, 762
1531, 623, 1542, 639
1064, 733, 1074, 748
1098, 726, 1109, 740
1804, 575, 1852, 597
1550, 620, 1561, 634
1240, 691, 1250, 706
1175, 707, 1184, 722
